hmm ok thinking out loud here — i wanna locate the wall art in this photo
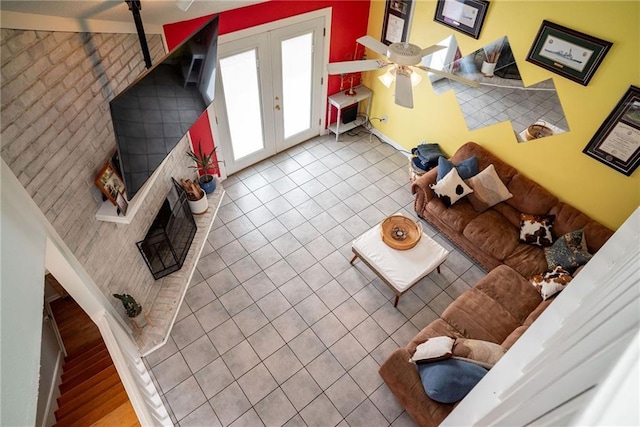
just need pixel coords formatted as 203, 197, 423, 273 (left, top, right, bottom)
526, 20, 612, 86
433, 0, 490, 39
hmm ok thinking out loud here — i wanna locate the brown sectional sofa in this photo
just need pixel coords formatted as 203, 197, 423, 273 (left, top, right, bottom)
379, 142, 614, 426
411, 142, 613, 279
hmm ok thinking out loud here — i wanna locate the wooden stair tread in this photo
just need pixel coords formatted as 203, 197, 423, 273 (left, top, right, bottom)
55, 388, 129, 427
89, 401, 140, 427
62, 348, 111, 380
64, 342, 107, 367
58, 367, 121, 407
61, 354, 113, 386
59, 364, 117, 395
56, 382, 125, 420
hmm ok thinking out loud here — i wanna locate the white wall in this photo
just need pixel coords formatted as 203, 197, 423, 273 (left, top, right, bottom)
0, 161, 48, 426
35, 317, 63, 427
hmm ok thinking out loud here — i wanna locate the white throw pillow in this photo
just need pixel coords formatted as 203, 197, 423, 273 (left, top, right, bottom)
430, 168, 473, 207
410, 336, 455, 363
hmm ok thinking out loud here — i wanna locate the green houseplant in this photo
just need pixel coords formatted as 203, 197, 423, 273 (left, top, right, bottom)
186, 141, 222, 194
113, 293, 147, 331
113, 293, 142, 317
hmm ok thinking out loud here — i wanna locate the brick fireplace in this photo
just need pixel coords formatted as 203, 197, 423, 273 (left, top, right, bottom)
0, 27, 206, 337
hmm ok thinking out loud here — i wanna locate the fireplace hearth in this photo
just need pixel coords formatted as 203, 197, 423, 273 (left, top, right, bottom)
136, 178, 197, 280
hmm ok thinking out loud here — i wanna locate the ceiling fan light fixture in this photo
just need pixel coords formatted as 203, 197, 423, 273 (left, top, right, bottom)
379, 66, 422, 88
379, 69, 395, 88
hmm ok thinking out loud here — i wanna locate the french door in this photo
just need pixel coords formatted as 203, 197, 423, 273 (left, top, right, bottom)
214, 16, 325, 174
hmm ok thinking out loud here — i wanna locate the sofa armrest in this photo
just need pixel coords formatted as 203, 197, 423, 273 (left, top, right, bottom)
411, 167, 438, 215
379, 348, 455, 427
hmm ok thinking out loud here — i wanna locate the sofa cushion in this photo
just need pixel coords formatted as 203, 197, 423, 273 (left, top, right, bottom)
519, 213, 555, 247
452, 338, 506, 369
465, 164, 513, 212
503, 243, 549, 279
426, 197, 479, 233
472, 265, 542, 324
544, 229, 592, 273
501, 325, 529, 350
418, 359, 488, 404
441, 287, 521, 344
463, 211, 519, 261
430, 168, 473, 207
506, 174, 558, 215
530, 266, 572, 300
437, 155, 479, 181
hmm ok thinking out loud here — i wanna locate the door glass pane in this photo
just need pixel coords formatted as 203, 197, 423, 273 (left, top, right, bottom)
281, 33, 312, 138
219, 49, 264, 160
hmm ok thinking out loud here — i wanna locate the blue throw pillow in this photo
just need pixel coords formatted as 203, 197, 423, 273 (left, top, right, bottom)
436, 156, 479, 181
417, 358, 488, 404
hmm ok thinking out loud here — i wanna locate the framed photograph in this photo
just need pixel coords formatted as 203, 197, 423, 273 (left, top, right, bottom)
583, 86, 640, 176
526, 20, 612, 86
381, 0, 415, 45
433, 0, 490, 39
95, 161, 127, 206
115, 192, 129, 216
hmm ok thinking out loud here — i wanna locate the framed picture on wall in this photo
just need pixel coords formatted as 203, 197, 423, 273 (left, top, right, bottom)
433, 0, 490, 39
583, 85, 640, 176
381, 0, 416, 45
95, 161, 127, 206
526, 20, 612, 86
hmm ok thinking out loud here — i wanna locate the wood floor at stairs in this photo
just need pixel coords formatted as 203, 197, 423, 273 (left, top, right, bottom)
50, 296, 140, 427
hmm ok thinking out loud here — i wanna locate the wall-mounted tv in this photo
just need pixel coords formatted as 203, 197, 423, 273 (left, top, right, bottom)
110, 15, 219, 199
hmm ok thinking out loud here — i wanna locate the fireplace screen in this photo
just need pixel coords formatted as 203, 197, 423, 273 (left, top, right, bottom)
137, 178, 197, 280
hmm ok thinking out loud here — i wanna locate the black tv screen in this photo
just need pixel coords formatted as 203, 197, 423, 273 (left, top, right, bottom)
110, 15, 219, 199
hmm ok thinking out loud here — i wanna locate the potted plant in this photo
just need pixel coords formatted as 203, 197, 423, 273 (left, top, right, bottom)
186, 141, 222, 194
113, 293, 147, 330
181, 178, 208, 214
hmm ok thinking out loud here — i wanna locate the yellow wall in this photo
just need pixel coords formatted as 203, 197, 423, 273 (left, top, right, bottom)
364, 0, 639, 230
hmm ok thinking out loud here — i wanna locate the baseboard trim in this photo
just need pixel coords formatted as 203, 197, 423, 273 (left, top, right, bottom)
370, 128, 411, 159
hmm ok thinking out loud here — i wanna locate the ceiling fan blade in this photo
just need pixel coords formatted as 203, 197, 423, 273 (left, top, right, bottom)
421, 44, 447, 57
356, 35, 389, 56
417, 65, 480, 87
327, 59, 389, 75
395, 68, 413, 108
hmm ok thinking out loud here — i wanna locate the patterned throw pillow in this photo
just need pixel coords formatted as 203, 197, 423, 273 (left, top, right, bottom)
519, 213, 555, 247
544, 229, 592, 272
430, 168, 473, 207
530, 266, 573, 300
465, 164, 513, 212
451, 338, 506, 369
436, 156, 479, 181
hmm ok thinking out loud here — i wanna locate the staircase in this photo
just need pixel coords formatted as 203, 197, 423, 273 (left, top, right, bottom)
49, 297, 140, 427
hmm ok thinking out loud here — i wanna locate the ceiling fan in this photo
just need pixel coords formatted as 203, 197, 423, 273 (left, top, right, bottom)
327, 36, 478, 108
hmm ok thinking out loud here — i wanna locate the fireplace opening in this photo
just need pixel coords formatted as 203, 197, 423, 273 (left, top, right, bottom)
136, 178, 197, 280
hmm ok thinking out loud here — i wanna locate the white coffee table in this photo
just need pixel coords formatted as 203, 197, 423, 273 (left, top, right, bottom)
350, 221, 449, 307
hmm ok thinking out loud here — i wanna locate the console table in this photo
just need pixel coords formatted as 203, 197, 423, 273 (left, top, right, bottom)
327, 85, 372, 141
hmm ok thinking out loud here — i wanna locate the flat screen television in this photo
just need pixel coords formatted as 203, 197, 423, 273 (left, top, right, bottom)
109, 15, 219, 199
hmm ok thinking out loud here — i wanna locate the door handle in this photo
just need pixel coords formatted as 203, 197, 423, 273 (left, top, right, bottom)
275, 104, 281, 110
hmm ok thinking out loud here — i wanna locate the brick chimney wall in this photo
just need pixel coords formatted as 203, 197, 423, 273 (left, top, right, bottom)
1, 28, 195, 316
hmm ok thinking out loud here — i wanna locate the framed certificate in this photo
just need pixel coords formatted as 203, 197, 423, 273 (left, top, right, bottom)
381, 0, 415, 45
583, 86, 640, 176
433, 0, 490, 39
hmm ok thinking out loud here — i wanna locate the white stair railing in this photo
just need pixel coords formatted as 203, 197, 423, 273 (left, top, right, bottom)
95, 312, 172, 426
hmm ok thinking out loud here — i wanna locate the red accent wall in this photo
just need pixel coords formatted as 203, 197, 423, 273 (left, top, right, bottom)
167, 0, 370, 158
188, 112, 220, 177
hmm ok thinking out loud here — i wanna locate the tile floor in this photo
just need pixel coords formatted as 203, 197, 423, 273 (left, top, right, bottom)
143, 130, 487, 427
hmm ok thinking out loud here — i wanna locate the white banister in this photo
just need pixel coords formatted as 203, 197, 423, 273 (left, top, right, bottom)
94, 313, 172, 426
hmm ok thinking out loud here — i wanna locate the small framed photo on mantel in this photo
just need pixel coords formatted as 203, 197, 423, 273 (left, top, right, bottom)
583, 85, 640, 176
526, 20, 612, 86
95, 160, 128, 214
433, 0, 490, 40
